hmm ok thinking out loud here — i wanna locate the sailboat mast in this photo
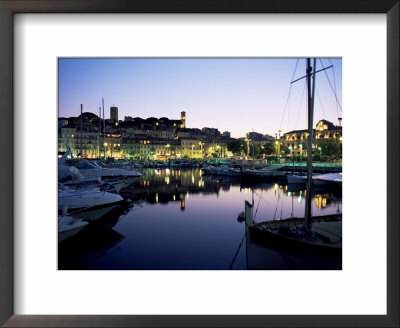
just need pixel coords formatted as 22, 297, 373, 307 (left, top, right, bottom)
80, 104, 83, 158
98, 106, 101, 158
102, 98, 105, 158
304, 58, 316, 229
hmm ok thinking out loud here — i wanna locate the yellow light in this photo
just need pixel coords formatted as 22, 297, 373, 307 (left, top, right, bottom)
104, 142, 108, 146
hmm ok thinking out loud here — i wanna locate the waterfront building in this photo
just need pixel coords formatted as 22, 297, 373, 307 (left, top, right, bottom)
102, 132, 122, 158
181, 139, 203, 159
58, 110, 236, 160
282, 119, 342, 156
58, 127, 100, 158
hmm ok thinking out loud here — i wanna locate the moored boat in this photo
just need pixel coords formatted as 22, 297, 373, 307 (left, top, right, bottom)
58, 184, 124, 221
58, 215, 89, 243
245, 58, 342, 260
73, 160, 143, 179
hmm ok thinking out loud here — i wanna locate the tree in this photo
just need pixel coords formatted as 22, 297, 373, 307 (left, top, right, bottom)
280, 144, 290, 155
249, 144, 261, 158
260, 143, 275, 156
318, 139, 342, 158
227, 139, 246, 155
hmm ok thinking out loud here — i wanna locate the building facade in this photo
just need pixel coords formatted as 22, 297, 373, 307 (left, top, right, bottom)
282, 119, 342, 156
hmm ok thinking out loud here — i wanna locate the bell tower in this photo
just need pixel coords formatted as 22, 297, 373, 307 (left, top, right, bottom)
180, 111, 186, 128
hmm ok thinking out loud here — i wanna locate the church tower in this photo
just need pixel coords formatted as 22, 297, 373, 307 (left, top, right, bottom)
180, 111, 186, 128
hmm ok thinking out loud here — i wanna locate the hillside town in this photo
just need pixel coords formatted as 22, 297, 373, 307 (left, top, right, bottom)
58, 107, 342, 162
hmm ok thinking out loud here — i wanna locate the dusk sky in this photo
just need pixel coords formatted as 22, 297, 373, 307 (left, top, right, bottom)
58, 58, 342, 138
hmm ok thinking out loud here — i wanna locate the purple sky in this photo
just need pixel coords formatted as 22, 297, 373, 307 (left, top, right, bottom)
58, 58, 342, 138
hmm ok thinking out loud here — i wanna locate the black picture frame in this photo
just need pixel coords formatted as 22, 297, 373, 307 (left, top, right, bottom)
0, 1, 398, 327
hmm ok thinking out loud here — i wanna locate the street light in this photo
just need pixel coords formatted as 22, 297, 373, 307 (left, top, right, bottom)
318, 147, 322, 161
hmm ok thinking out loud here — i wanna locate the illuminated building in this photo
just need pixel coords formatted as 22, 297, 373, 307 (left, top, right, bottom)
180, 111, 186, 128
282, 119, 342, 156
181, 139, 203, 158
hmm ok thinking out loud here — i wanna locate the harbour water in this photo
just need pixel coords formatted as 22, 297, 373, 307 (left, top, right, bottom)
59, 168, 342, 270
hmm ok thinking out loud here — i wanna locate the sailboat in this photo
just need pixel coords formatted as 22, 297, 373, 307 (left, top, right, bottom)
245, 58, 342, 260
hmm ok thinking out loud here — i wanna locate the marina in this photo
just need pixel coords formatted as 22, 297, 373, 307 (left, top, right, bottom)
58, 167, 342, 270
58, 57, 342, 270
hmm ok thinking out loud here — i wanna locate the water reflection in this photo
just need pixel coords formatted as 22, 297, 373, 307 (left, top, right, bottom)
59, 168, 342, 270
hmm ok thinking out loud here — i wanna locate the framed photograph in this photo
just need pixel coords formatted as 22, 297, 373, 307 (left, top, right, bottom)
1, 1, 398, 327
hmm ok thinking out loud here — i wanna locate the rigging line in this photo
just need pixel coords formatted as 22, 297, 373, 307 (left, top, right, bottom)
295, 79, 307, 129
273, 188, 281, 220
318, 59, 342, 113
328, 58, 341, 119
279, 84, 292, 132
279, 59, 299, 131
287, 97, 291, 133
253, 190, 273, 206
253, 189, 264, 222
229, 233, 246, 270
316, 87, 327, 119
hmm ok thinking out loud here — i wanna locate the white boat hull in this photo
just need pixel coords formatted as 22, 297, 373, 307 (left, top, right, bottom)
58, 188, 124, 221
58, 215, 88, 243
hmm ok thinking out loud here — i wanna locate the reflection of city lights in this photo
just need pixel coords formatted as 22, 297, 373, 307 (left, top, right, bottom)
165, 176, 170, 184
186, 191, 189, 199
173, 194, 176, 200
180, 199, 185, 210
165, 168, 170, 175
155, 193, 158, 203
192, 175, 195, 184
274, 184, 278, 190
288, 192, 291, 197
314, 194, 328, 208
